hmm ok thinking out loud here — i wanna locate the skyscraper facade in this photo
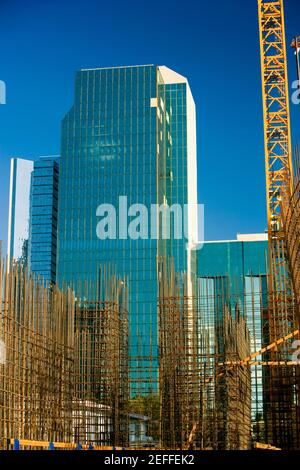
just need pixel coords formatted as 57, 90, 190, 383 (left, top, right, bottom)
7, 158, 34, 264
28, 156, 59, 283
57, 65, 198, 391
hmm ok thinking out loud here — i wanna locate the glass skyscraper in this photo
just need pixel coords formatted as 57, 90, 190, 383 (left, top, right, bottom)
7, 156, 59, 280
28, 156, 59, 283
57, 65, 198, 392
7, 158, 34, 264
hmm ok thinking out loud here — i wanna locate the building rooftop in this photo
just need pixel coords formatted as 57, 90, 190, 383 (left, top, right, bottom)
203, 233, 268, 244
80, 64, 154, 71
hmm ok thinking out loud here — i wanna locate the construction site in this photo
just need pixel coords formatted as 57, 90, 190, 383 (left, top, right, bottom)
0, 0, 300, 451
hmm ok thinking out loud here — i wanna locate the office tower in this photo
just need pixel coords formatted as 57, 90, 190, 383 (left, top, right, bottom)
28, 156, 59, 283
197, 233, 268, 442
7, 158, 34, 264
57, 65, 198, 391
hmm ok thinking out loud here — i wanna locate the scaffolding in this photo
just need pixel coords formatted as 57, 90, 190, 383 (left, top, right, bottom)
1, 246, 299, 449
0, 256, 74, 447
158, 257, 199, 449
258, 0, 300, 449
283, 146, 300, 320
197, 276, 252, 450
72, 271, 129, 448
281, 146, 300, 448
0, 251, 130, 449
198, 272, 300, 449
158, 258, 252, 450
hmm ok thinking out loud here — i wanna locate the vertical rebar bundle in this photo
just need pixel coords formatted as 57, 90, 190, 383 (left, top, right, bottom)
0, 251, 129, 449
280, 145, 300, 449
158, 258, 252, 450
215, 306, 251, 450
1, 244, 299, 449
198, 276, 252, 450
0, 256, 75, 446
73, 271, 129, 448
158, 257, 199, 449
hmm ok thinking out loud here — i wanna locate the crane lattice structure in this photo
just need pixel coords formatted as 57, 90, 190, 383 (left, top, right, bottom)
258, 0, 293, 264
258, 0, 299, 449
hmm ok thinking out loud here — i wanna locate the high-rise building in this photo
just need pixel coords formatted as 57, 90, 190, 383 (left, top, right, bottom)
57, 65, 198, 391
197, 233, 268, 442
7, 158, 34, 264
28, 156, 59, 283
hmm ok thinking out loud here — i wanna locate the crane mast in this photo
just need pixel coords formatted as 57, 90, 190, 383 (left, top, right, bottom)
258, 0, 293, 244
184, 0, 300, 451
258, 0, 299, 449
258, 0, 293, 340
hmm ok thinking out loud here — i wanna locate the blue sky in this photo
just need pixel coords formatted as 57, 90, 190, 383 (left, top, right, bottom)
0, 0, 299, 251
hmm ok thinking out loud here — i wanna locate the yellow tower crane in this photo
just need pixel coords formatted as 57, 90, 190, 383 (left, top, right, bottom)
185, 0, 300, 451
258, 0, 299, 449
258, 0, 293, 309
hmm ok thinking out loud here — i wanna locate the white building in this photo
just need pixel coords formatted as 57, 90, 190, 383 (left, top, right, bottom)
7, 158, 33, 262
